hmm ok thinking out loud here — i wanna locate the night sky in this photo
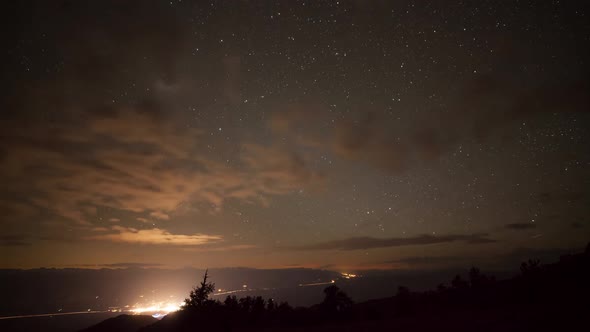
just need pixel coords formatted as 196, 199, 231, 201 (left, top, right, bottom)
1, 0, 589, 271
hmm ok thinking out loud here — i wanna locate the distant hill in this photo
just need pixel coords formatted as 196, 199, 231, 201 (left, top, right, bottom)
79, 314, 156, 332
75, 246, 590, 332
0, 267, 345, 316
83, 246, 589, 332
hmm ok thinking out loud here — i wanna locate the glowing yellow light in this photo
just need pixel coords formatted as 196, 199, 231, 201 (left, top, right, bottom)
341, 273, 358, 279
130, 302, 182, 315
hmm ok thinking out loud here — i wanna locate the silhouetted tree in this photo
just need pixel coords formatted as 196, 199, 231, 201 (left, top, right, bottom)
397, 286, 410, 297
266, 298, 276, 312
277, 301, 292, 312
252, 296, 266, 314
395, 286, 413, 315
184, 269, 216, 308
239, 296, 253, 312
469, 267, 493, 289
520, 259, 541, 277
224, 295, 239, 310
321, 285, 353, 314
451, 274, 469, 289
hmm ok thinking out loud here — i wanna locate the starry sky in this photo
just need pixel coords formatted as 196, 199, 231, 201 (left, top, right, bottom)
1, 0, 589, 271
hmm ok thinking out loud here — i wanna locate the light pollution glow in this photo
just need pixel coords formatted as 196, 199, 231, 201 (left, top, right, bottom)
127, 301, 184, 317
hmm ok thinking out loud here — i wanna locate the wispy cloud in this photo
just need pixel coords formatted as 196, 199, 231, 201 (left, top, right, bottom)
0, 235, 31, 247
385, 255, 471, 269
72, 262, 165, 269
0, 110, 322, 228
504, 223, 536, 230
181, 244, 258, 252
0, 1, 325, 230
89, 226, 222, 246
102, 262, 164, 268
150, 211, 170, 220
291, 233, 496, 251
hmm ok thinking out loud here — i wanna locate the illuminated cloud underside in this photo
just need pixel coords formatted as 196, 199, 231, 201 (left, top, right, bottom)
90, 226, 222, 246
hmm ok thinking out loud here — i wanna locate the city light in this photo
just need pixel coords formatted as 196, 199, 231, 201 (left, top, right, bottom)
129, 301, 183, 316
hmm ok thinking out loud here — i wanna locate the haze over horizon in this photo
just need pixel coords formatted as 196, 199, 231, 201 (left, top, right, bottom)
1, 0, 589, 275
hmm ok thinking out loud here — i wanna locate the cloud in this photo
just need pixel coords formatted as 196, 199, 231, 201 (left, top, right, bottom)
383, 245, 586, 269
181, 244, 258, 252
571, 221, 584, 229
71, 262, 165, 269
269, 74, 589, 174
505, 223, 536, 230
385, 255, 470, 269
89, 226, 222, 246
0, 0, 324, 230
502, 246, 584, 264
0, 109, 322, 227
388, 256, 458, 265
150, 211, 170, 220
536, 191, 589, 205
102, 262, 164, 269
239, 143, 325, 198
0, 235, 30, 247
292, 233, 496, 251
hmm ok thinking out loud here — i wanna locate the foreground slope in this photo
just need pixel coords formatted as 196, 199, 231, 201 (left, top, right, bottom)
83, 246, 590, 332
79, 314, 157, 332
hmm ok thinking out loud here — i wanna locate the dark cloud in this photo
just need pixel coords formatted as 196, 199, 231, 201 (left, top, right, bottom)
5, 1, 189, 118
269, 74, 589, 174
502, 247, 585, 265
70, 262, 165, 269
102, 263, 164, 269
392, 256, 447, 264
537, 191, 590, 205
293, 234, 496, 251
384, 245, 586, 270
0, 235, 30, 247
505, 223, 536, 230
0, 0, 328, 232
387, 255, 466, 266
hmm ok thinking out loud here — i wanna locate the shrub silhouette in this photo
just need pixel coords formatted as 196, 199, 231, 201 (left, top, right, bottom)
451, 274, 469, 290
320, 285, 353, 315
239, 296, 253, 312
395, 286, 413, 315
437, 283, 448, 292
223, 295, 239, 310
266, 298, 276, 311
520, 259, 541, 277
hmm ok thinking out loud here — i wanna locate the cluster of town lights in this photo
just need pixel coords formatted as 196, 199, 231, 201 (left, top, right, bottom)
128, 302, 183, 315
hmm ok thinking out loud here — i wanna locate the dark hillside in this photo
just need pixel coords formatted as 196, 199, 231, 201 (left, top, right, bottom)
126, 246, 590, 331
79, 314, 157, 332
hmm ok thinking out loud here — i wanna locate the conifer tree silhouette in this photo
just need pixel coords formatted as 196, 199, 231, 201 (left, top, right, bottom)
184, 269, 215, 308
